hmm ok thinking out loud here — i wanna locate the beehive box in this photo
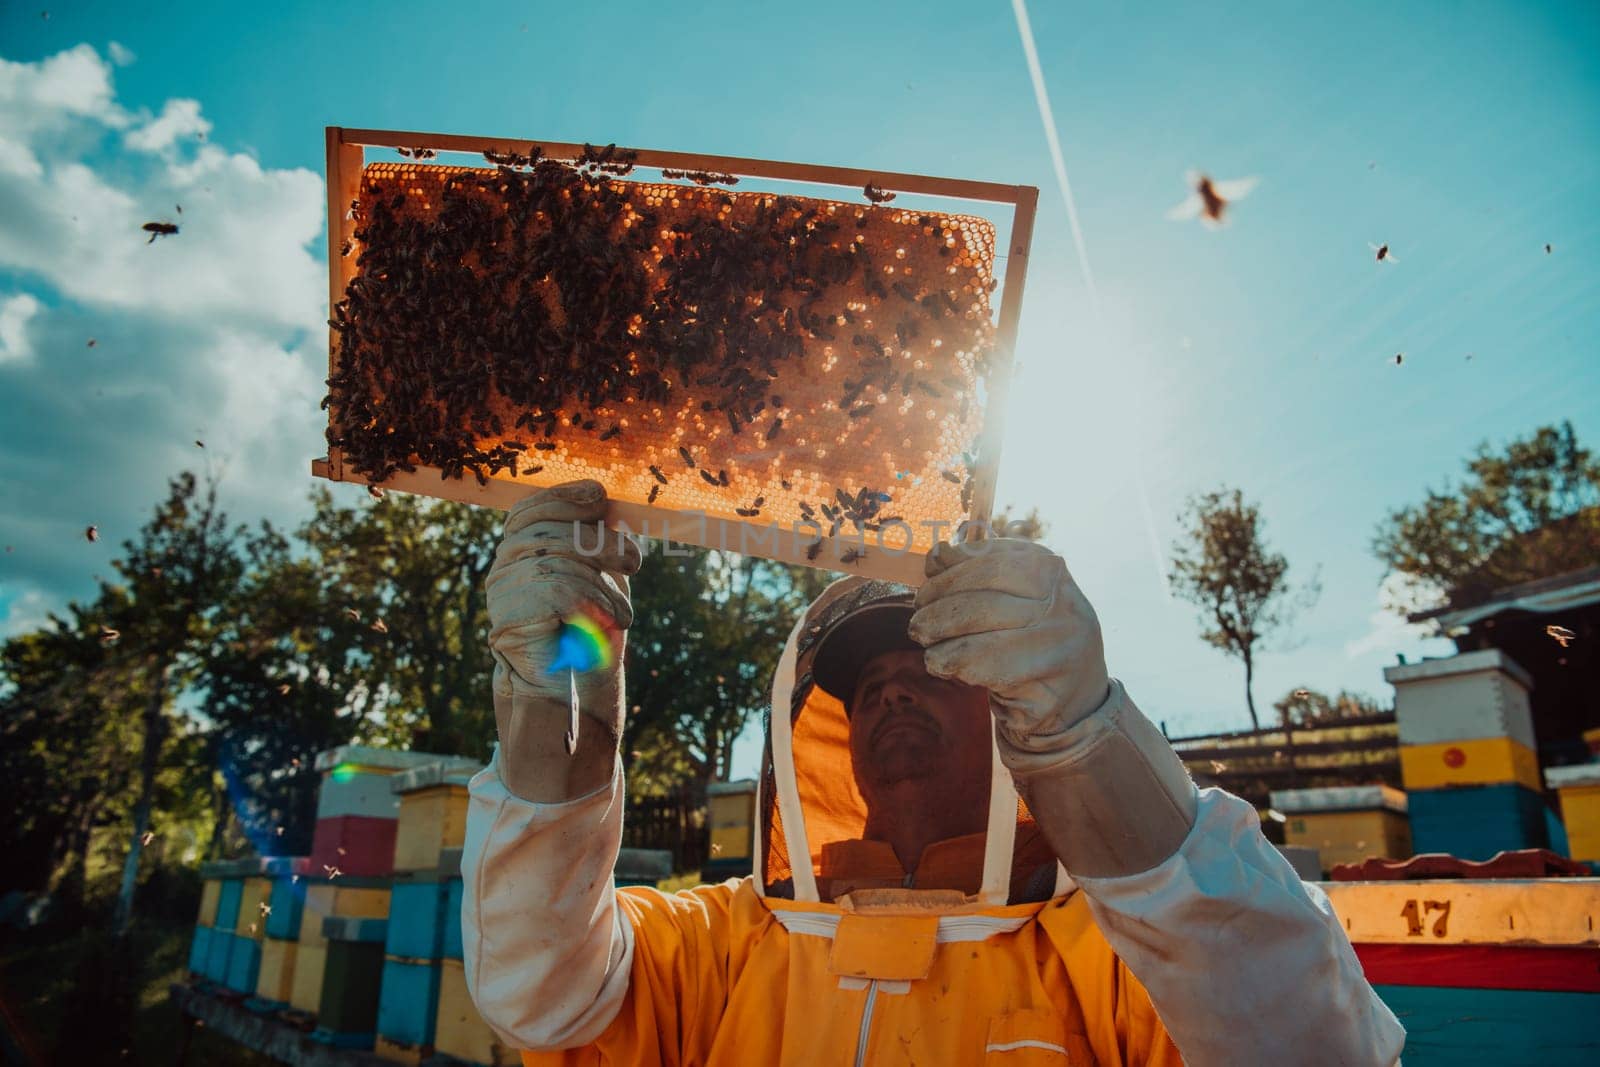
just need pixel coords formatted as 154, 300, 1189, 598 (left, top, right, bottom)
1409, 785, 1548, 860
392, 762, 476, 873
290, 942, 329, 1015
255, 936, 298, 1006
706, 778, 757, 878
1272, 786, 1412, 873
316, 128, 1038, 584
1400, 737, 1542, 792
1384, 649, 1537, 751
298, 881, 391, 947
435, 957, 517, 1066
1545, 765, 1600, 863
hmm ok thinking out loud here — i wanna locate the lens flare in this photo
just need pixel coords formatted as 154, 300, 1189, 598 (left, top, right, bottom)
547, 607, 618, 674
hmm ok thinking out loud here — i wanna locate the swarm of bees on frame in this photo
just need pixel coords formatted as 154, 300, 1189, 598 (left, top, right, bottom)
323, 142, 1000, 559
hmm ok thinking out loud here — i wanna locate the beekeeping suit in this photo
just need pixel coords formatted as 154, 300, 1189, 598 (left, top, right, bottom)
463, 481, 1404, 1065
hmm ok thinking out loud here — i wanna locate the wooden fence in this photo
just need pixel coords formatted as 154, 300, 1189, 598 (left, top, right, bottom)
1169, 713, 1402, 810
623, 791, 708, 873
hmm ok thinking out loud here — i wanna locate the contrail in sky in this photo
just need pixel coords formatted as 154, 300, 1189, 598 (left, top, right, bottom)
1011, 0, 1171, 599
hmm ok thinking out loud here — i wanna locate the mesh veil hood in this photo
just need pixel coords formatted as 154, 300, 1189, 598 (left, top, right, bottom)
755, 576, 1066, 906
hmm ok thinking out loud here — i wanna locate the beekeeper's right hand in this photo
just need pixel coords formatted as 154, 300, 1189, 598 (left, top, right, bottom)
486, 479, 642, 802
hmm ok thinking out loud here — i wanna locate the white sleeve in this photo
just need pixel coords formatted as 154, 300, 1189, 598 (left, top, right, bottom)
460, 748, 635, 1051
1073, 787, 1406, 1067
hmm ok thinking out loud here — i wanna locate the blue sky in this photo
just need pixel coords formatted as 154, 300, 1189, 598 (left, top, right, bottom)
2, 2, 1596, 775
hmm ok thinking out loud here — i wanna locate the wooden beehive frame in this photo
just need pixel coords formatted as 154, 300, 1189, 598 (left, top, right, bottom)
313, 126, 1038, 584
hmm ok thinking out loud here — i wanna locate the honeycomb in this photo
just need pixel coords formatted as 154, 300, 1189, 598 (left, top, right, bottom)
324, 152, 1000, 560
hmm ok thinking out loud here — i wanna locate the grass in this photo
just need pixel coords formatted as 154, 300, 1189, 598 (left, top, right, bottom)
0, 917, 275, 1065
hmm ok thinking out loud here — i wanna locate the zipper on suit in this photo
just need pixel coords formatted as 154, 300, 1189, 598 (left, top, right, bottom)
852, 979, 880, 1067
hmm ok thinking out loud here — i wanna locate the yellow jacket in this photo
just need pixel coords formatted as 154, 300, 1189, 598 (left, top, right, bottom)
464, 577, 1403, 1065
525, 877, 1179, 1065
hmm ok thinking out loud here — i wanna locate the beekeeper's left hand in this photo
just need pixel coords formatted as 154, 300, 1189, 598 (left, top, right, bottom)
908, 538, 1111, 754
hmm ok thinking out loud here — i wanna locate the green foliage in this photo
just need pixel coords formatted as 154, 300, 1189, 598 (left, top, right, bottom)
1272, 686, 1384, 728
1168, 486, 1320, 729
1372, 421, 1600, 613
625, 548, 828, 793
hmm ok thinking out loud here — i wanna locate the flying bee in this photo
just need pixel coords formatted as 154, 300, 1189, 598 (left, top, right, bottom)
344, 607, 362, 622
142, 221, 179, 243
1370, 242, 1397, 263
86, 524, 99, 542
370, 619, 389, 634
1546, 624, 1577, 648
100, 627, 120, 646
1166, 170, 1258, 228
367, 485, 385, 499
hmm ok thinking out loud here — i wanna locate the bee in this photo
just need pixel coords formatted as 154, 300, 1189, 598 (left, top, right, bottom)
100, 627, 120, 646
848, 404, 874, 419
534, 441, 557, 451
752, 496, 765, 508
1545, 243, 1553, 254
1166, 171, 1258, 228
766, 418, 783, 442
735, 507, 760, 517
841, 547, 866, 564
863, 183, 896, 204
85, 524, 99, 542
1392, 353, 1404, 366
679, 445, 696, 468
344, 607, 362, 622
700, 470, 719, 486
599, 423, 621, 441
341, 240, 354, 257
1546, 624, 1576, 648
648, 484, 661, 504
805, 538, 824, 561
781, 479, 793, 491
142, 221, 179, 243
941, 470, 962, 484
86, 338, 97, 348
367, 485, 385, 499
728, 409, 742, 435
277, 683, 292, 696
1370, 242, 1396, 263
648, 464, 668, 484
770, 394, 783, 408
195, 440, 205, 449
371, 619, 389, 634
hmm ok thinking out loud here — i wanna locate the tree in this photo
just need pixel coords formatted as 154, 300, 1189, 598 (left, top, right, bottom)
1373, 421, 1600, 614
103, 471, 259, 937
623, 548, 829, 793
1273, 687, 1384, 729
1168, 487, 1320, 730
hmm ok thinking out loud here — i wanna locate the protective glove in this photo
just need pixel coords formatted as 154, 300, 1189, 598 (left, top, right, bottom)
485, 480, 642, 801
907, 537, 1112, 753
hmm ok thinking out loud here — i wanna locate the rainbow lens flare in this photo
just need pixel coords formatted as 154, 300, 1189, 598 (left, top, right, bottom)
547, 607, 618, 675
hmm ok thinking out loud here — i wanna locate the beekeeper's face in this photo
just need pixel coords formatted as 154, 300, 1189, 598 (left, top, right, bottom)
848, 649, 993, 799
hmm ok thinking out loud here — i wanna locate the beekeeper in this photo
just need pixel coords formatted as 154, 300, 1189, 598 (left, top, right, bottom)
464, 480, 1404, 1065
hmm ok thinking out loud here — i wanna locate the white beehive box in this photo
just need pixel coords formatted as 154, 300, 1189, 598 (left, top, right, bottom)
1383, 649, 1536, 750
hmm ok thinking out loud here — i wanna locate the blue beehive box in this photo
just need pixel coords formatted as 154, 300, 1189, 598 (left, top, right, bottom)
214, 878, 243, 931
203, 929, 234, 983
442, 878, 464, 960
1409, 784, 1548, 860
376, 957, 442, 1048
387, 878, 450, 960
188, 926, 212, 976
264, 876, 305, 940
225, 936, 262, 993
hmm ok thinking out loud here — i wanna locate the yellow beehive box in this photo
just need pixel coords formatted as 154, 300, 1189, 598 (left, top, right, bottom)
1547, 764, 1600, 863
436, 958, 517, 1066
1271, 786, 1411, 873
198, 878, 221, 926
392, 762, 478, 873
236, 877, 271, 939
298, 883, 391, 947
375, 1036, 427, 1065
707, 780, 756, 862
290, 942, 327, 1015
1400, 736, 1541, 792
256, 937, 298, 1004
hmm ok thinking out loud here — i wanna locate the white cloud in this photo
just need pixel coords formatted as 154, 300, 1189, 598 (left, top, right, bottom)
0, 44, 128, 140
0, 43, 334, 636
125, 97, 210, 153
0, 589, 54, 640
0, 292, 41, 364
1344, 571, 1450, 659
107, 42, 136, 68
